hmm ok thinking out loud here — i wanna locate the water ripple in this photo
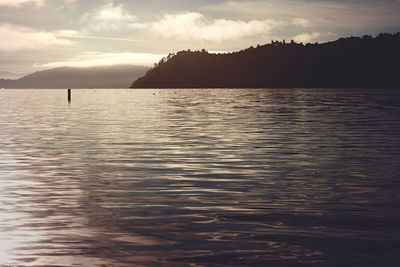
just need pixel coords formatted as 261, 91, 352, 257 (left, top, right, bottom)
0, 88, 399, 266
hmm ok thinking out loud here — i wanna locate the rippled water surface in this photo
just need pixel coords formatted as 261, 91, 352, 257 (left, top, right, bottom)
0, 88, 400, 266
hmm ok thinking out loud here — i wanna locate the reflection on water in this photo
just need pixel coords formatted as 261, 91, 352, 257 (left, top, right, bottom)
0, 88, 400, 266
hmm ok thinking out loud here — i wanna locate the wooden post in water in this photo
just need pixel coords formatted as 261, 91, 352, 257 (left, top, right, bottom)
68, 89, 71, 102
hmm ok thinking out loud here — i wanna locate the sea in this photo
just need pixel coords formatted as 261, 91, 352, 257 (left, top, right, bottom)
0, 88, 399, 266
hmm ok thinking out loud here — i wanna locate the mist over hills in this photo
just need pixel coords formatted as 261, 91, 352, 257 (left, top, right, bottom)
0, 71, 24, 80
0, 65, 148, 89
131, 33, 400, 88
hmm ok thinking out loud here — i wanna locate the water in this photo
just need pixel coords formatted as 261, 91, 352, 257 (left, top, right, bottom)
0, 88, 399, 266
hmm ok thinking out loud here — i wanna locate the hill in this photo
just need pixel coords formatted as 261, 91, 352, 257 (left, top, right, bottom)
131, 33, 400, 88
0, 65, 149, 89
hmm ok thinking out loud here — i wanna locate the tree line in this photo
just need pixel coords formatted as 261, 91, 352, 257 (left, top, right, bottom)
131, 33, 400, 88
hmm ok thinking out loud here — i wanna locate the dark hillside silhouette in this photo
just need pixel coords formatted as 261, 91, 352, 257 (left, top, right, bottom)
0, 65, 148, 89
131, 33, 400, 88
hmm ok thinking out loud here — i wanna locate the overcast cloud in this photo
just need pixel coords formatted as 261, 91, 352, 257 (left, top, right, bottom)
0, 0, 399, 74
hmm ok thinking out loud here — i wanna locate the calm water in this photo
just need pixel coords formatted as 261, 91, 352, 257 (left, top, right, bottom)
0, 88, 400, 266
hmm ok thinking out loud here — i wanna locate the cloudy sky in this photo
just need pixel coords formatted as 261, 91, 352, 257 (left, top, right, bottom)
1, 0, 400, 74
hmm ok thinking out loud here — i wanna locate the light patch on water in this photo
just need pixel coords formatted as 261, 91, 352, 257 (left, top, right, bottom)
0, 151, 42, 265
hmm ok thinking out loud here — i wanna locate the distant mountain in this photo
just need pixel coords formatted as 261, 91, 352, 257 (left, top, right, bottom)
131, 33, 400, 88
0, 65, 149, 89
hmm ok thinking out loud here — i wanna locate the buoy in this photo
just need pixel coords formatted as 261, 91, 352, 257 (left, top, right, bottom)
68, 89, 71, 102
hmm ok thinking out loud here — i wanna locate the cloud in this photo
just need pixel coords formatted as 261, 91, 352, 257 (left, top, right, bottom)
0, 24, 72, 51
293, 32, 321, 43
80, 2, 137, 30
0, 0, 44, 7
55, 29, 143, 42
149, 12, 281, 42
55, 32, 142, 43
36, 52, 165, 68
292, 18, 310, 28
56, 30, 81, 36
203, 0, 400, 32
62, 0, 77, 8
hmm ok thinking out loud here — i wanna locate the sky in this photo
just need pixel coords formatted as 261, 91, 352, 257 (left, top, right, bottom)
1, 0, 400, 75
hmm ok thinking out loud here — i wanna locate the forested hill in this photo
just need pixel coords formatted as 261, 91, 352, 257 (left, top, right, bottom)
131, 33, 400, 88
